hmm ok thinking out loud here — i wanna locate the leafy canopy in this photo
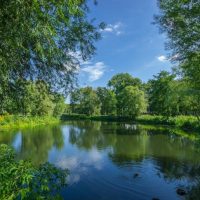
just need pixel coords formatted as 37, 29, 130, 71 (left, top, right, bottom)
0, 0, 104, 93
155, 0, 200, 118
96, 87, 117, 115
118, 86, 147, 117
108, 73, 142, 94
154, 0, 200, 62
71, 86, 100, 115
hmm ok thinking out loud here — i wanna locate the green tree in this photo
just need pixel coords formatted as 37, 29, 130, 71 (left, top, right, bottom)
118, 86, 147, 117
0, 0, 104, 94
70, 89, 81, 114
0, 81, 16, 114
64, 104, 71, 114
96, 87, 117, 115
8, 80, 65, 117
155, 0, 200, 118
146, 71, 194, 116
52, 94, 66, 117
155, 0, 200, 63
108, 73, 142, 114
26, 81, 55, 116
147, 71, 177, 115
70, 87, 100, 116
108, 73, 142, 94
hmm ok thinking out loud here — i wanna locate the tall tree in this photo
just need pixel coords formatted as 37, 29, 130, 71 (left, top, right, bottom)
155, 0, 200, 63
146, 71, 189, 116
108, 73, 142, 114
108, 73, 142, 94
52, 94, 66, 117
70, 87, 100, 115
0, 0, 104, 94
96, 87, 117, 115
155, 0, 200, 118
118, 86, 147, 117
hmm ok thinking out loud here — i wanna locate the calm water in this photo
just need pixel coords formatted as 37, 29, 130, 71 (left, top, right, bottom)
1, 121, 200, 200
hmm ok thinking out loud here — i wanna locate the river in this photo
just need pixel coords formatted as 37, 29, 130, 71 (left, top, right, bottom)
0, 120, 200, 200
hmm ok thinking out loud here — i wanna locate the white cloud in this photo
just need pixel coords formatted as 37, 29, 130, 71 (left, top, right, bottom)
55, 148, 104, 185
81, 62, 106, 82
102, 22, 123, 36
157, 55, 167, 62
67, 51, 108, 82
57, 156, 79, 170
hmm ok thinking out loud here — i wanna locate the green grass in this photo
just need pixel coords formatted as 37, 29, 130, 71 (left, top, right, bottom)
136, 115, 200, 131
0, 115, 59, 131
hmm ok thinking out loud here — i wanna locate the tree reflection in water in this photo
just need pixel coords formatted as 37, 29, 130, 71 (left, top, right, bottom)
2, 125, 65, 165
67, 120, 200, 198
1, 121, 200, 199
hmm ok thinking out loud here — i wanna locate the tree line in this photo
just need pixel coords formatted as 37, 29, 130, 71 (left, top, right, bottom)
0, 79, 65, 117
69, 70, 200, 119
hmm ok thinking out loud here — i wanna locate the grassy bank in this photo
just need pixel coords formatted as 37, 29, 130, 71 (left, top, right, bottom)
136, 115, 200, 131
61, 114, 200, 132
0, 115, 59, 131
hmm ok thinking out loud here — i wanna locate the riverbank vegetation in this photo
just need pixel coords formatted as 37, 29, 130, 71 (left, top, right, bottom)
0, 144, 68, 199
61, 114, 200, 132
0, 0, 103, 129
0, 80, 66, 117
64, 69, 200, 131
64, 0, 200, 131
69, 72, 196, 117
0, 115, 59, 131
0, 0, 199, 131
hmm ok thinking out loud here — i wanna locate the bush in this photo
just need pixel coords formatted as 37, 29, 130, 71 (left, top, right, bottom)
0, 144, 68, 200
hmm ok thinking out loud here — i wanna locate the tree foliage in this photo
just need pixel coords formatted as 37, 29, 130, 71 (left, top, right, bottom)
70, 74, 146, 118
155, 0, 200, 62
147, 71, 197, 116
0, 80, 65, 117
118, 86, 147, 117
71, 87, 100, 115
147, 71, 176, 115
108, 73, 142, 94
155, 0, 200, 118
0, 144, 68, 200
96, 87, 117, 115
108, 73, 142, 114
0, 0, 104, 94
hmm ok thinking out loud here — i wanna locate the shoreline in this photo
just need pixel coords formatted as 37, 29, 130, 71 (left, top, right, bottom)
1, 114, 199, 133
61, 114, 200, 132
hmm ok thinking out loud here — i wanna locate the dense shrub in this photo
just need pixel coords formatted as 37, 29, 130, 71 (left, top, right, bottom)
0, 144, 68, 200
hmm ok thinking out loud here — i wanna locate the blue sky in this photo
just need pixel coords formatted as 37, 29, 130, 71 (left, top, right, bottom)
78, 0, 172, 87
